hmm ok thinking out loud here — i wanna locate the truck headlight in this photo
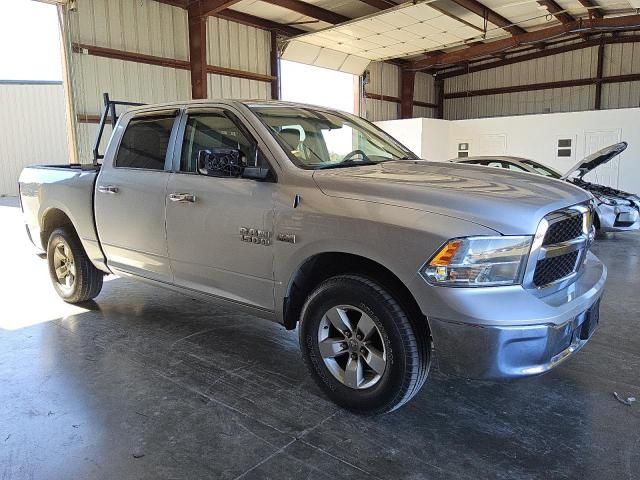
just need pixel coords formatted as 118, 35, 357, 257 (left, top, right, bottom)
422, 236, 532, 287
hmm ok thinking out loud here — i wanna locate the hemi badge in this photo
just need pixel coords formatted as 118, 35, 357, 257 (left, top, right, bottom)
277, 233, 296, 244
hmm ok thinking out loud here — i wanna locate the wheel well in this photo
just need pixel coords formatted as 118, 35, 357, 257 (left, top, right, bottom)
593, 211, 601, 230
283, 252, 425, 331
41, 208, 74, 248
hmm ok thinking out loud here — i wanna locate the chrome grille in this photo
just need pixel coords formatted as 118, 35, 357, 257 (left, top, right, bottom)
543, 214, 583, 244
525, 204, 594, 291
533, 250, 579, 287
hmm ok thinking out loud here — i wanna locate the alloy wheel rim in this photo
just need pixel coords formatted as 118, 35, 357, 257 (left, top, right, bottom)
52, 240, 76, 291
317, 305, 387, 389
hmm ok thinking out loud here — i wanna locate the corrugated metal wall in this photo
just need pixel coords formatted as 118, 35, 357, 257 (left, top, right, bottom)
446, 85, 597, 120
68, 0, 191, 161
602, 40, 640, 109
66, 0, 272, 162
365, 62, 399, 121
0, 83, 69, 196
364, 63, 437, 121
413, 71, 437, 119
207, 17, 271, 100
445, 46, 599, 120
444, 40, 640, 120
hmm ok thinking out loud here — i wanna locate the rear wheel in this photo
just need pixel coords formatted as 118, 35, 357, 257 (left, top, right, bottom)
299, 275, 430, 414
47, 227, 103, 303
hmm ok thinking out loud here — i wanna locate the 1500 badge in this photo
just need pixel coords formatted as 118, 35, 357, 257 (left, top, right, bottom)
240, 227, 271, 246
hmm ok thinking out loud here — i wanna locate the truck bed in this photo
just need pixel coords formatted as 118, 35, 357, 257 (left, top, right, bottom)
18, 164, 105, 269
28, 164, 101, 171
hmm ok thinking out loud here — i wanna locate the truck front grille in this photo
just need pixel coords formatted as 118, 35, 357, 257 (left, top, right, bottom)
533, 250, 579, 287
528, 205, 593, 290
543, 214, 583, 244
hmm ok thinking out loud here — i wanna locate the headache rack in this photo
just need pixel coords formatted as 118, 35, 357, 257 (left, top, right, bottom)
92, 92, 145, 165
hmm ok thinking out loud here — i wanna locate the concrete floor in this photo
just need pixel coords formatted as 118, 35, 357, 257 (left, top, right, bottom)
1, 196, 639, 480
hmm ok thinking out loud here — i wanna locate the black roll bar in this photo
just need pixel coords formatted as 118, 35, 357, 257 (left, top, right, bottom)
92, 92, 145, 165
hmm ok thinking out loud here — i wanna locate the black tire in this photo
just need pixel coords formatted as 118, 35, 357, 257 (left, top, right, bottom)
47, 227, 103, 303
299, 275, 430, 415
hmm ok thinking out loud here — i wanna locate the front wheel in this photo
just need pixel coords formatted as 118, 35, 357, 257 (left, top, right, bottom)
47, 227, 103, 303
299, 275, 430, 414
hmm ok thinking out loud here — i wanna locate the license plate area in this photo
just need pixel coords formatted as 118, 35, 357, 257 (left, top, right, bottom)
579, 299, 600, 340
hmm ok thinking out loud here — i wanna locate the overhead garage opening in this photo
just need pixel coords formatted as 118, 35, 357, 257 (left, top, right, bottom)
0, 0, 62, 81
0, 0, 69, 196
280, 60, 358, 113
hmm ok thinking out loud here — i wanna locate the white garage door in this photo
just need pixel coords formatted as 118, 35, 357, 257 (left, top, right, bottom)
0, 82, 69, 196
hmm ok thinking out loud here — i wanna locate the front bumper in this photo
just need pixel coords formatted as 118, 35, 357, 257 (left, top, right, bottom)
597, 203, 640, 232
416, 251, 606, 380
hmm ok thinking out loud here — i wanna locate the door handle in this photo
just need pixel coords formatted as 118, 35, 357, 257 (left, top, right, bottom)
168, 192, 197, 203
97, 185, 119, 194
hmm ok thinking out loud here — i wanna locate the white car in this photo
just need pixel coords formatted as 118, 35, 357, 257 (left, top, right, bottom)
452, 143, 640, 233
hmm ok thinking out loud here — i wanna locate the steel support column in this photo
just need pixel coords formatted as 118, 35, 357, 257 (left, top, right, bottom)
435, 79, 444, 119
270, 32, 280, 100
400, 70, 415, 118
595, 40, 605, 110
188, 8, 208, 99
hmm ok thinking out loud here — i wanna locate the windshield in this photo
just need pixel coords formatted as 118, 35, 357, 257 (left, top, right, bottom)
248, 105, 418, 169
519, 159, 561, 178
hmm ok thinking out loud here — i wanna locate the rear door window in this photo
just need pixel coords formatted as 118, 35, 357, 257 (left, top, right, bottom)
115, 113, 177, 170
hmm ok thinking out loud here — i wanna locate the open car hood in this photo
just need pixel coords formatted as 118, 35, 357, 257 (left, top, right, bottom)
561, 141, 628, 180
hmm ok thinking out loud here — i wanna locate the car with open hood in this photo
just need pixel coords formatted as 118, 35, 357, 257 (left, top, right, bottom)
451, 142, 640, 233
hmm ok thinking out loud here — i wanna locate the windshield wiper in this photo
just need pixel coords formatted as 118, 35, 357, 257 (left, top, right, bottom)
314, 159, 379, 170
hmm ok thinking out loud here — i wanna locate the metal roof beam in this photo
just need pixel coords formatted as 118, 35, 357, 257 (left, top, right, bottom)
267, 0, 350, 25
188, 0, 243, 17
444, 72, 640, 98
153, 0, 189, 7
578, 0, 604, 19
410, 15, 640, 69
537, 0, 575, 25
357, 0, 397, 8
436, 34, 640, 78
215, 9, 305, 36
151, 0, 305, 36
447, 0, 526, 35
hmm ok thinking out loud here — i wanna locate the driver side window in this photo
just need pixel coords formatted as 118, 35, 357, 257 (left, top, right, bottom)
180, 111, 261, 174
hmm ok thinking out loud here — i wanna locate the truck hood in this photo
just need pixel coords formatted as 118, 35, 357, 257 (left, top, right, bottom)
313, 160, 592, 235
560, 141, 627, 180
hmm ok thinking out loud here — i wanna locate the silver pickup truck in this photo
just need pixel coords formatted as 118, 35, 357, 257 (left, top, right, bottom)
19, 99, 606, 414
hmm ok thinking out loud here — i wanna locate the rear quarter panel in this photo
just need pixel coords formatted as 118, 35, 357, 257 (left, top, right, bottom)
19, 166, 107, 270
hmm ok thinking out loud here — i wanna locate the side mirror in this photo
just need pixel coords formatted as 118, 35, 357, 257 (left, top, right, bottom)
197, 148, 244, 177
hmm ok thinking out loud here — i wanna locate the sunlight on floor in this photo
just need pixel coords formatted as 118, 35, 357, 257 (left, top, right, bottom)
0, 303, 90, 331
0, 199, 92, 330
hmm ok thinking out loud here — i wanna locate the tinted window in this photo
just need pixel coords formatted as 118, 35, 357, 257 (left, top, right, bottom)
181, 111, 258, 174
115, 114, 176, 170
